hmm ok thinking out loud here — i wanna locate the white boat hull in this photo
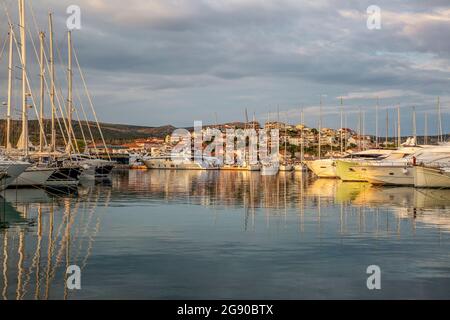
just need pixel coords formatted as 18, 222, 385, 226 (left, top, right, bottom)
261, 165, 279, 176
0, 162, 31, 191
414, 166, 450, 188
305, 159, 337, 178
10, 167, 56, 187
355, 165, 414, 186
143, 159, 217, 170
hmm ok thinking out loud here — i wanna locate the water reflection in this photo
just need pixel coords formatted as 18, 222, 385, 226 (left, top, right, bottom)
0, 183, 110, 300
1, 171, 450, 299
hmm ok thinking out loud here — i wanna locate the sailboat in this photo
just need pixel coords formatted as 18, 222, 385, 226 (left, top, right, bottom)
2, 3, 114, 186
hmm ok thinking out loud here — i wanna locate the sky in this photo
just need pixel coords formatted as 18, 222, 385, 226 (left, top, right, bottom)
0, 0, 449, 136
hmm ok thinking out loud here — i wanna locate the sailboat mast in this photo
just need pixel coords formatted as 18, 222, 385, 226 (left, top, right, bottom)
318, 96, 322, 159
437, 96, 443, 143
67, 31, 73, 154
385, 109, 388, 147
340, 97, 343, 153
19, 0, 28, 156
397, 106, 401, 148
424, 112, 428, 145
6, 24, 13, 151
412, 106, 417, 143
39, 31, 45, 153
375, 97, 379, 148
358, 107, 362, 151
362, 110, 366, 151
49, 13, 56, 153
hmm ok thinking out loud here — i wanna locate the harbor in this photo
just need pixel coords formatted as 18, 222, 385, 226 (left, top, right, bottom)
0, 0, 449, 303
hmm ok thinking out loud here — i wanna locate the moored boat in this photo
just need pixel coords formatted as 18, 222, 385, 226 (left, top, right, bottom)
414, 165, 450, 188
305, 158, 337, 178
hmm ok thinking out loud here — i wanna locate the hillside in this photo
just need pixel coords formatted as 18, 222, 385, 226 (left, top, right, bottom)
0, 119, 176, 145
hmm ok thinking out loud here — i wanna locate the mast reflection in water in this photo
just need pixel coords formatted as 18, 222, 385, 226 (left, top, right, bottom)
1, 170, 450, 299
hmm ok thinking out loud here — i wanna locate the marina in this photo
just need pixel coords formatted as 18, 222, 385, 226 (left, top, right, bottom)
0, 0, 449, 304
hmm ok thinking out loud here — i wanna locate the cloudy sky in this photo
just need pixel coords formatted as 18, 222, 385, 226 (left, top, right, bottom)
0, 0, 449, 136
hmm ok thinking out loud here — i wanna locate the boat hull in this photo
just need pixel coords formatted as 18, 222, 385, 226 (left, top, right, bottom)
143, 159, 217, 170
358, 165, 414, 186
0, 162, 31, 191
414, 166, 450, 188
305, 159, 337, 178
46, 166, 82, 187
10, 167, 56, 187
335, 160, 367, 182
261, 165, 279, 176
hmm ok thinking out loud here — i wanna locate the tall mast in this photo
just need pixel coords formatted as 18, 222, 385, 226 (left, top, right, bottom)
358, 107, 362, 151
67, 31, 73, 154
6, 24, 13, 151
385, 109, 388, 147
375, 97, 379, 148
412, 106, 417, 144
49, 13, 56, 153
437, 96, 443, 143
424, 112, 428, 145
39, 31, 45, 153
340, 97, 343, 153
397, 105, 401, 148
318, 96, 322, 159
362, 110, 366, 150
19, 0, 28, 155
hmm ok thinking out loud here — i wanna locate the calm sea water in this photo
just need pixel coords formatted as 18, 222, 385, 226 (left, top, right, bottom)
1, 170, 450, 299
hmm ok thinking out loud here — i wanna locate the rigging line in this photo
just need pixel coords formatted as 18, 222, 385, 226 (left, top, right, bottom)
23, 33, 73, 155
0, 32, 7, 61
73, 105, 87, 152
53, 31, 95, 156
75, 84, 99, 156
26, 0, 74, 151
73, 47, 111, 160
72, 105, 85, 153
25, 1, 71, 151
55, 83, 80, 153
2, 1, 50, 149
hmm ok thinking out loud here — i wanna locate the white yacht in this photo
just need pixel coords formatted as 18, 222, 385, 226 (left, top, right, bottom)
361, 146, 450, 186
413, 146, 450, 188
143, 155, 220, 170
414, 165, 450, 188
337, 147, 421, 183
305, 158, 338, 178
0, 159, 31, 191
335, 149, 394, 181
306, 149, 392, 179
9, 165, 57, 188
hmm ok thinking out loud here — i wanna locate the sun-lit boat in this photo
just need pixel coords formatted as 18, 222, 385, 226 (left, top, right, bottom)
361, 146, 450, 186
339, 147, 422, 184
305, 158, 338, 178
335, 149, 394, 181
143, 154, 220, 170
